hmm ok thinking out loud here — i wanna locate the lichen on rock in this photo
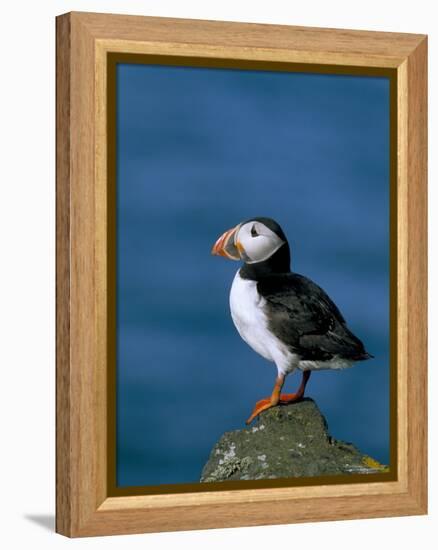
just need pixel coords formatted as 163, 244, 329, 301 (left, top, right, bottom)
200, 399, 388, 482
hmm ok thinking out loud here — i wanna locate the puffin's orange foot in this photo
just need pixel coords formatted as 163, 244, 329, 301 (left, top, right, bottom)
279, 392, 303, 404
279, 371, 311, 405
245, 372, 311, 424
245, 398, 274, 425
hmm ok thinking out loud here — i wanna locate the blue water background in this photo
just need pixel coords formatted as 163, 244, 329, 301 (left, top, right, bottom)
116, 64, 390, 487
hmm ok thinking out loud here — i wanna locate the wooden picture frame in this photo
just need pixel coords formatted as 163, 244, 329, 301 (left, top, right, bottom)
56, 11, 427, 537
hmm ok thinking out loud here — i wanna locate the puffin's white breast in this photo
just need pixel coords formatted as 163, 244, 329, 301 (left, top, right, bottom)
229, 270, 298, 374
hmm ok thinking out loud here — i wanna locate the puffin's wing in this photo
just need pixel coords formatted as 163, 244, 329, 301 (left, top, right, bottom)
257, 273, 370, 361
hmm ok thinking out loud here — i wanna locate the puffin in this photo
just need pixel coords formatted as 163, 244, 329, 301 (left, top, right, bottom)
211, 217, 372, 424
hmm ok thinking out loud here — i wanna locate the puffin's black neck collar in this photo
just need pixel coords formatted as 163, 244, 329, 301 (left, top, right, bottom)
239, 242, 291, 280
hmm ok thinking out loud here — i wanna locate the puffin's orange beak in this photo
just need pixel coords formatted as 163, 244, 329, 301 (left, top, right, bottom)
211, 224, 241, 260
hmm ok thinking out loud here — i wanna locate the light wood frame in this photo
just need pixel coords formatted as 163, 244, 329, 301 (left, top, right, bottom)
56, 11, 427, 537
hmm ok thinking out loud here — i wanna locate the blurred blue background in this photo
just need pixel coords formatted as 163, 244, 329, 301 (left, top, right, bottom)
116, 63, 390, 487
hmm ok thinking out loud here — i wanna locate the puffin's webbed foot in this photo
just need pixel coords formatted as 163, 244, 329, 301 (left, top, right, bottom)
279, 370, 311, 404
245, 398, 276, 425
245, 371, 311, 424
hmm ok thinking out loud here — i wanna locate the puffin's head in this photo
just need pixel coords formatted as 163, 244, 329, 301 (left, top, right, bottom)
211, 217, 287, 264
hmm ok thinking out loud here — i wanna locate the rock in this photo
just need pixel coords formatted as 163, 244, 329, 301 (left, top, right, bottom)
200, 399, 388, 482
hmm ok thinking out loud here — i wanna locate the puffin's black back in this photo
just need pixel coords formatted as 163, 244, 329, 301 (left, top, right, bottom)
257, 272, 372, 361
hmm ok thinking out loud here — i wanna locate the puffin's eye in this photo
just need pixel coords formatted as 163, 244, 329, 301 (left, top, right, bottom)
251, 224, 259, 238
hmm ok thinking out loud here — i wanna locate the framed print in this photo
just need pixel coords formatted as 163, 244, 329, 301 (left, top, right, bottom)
56, 12, 427, 537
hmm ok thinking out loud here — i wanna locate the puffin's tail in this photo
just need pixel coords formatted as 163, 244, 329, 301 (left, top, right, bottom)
355, 352, 374, 361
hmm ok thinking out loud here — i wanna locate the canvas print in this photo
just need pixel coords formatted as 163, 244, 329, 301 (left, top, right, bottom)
115, 61, 391, 489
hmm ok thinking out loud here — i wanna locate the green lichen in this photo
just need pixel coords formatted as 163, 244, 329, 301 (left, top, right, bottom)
362, 455, 390, 473
241, 456, 254, 469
